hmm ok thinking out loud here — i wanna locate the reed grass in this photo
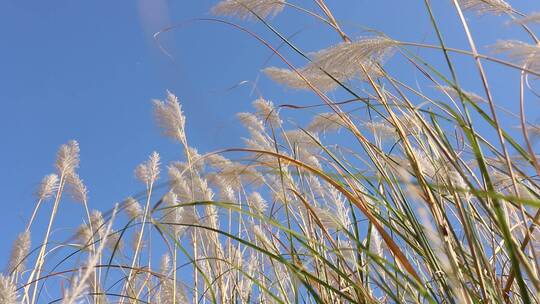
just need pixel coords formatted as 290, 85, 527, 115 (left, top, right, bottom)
4, 0, 540, 303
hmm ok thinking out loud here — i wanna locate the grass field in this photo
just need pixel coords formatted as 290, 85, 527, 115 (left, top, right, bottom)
3, 0, 540, 303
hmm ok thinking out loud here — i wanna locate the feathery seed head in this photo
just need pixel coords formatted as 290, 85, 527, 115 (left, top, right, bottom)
284, 130, 320, 150
36, 174, 59, 200
492, 40, 540, 70
66, 173, 88, 203
131, 230, 147, 252
514, 12, 540, 24
76, 210, 105, 249
311, 37, 397, 71
526, 125, 540, 138
364, 121, 397, 139
337, 240, 356, 264
264, 37, 396, 92
106, 232, 123, 252
206, 154, 233, 170
75, 224, 93, 250
263, 66, 341, 92
219, 182, 237, 203
212, 0, 285, 20
436, 85, 486, 103
160, 253, 171, 274
0, 274, 18, 304
251, 225, 272, 248
163, 192, 187, 235
55, 140, 80, 175
253, 98, 282, 126
160, 279, 188, 304
203, 204, 219, 230
90, 210, 105, 232
124, 197, 143, 220
185, 147, 206, 172
243, 126, 273, 151
369, 228, 383, 257
313, 206, 342, 230
153, 91, 186, 143
307, 112, 344, 133
237, 112, 265, 132
135, 151, 161, 185
164, 191, 178, 207
457, 0, 512, 15
7, 231, 30, 274
248, 191, 267, 213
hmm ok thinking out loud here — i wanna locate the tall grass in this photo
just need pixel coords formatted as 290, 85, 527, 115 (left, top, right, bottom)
4, 0, 540, 303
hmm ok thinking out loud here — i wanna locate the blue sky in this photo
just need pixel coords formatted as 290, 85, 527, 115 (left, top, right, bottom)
1, 0, 539, 270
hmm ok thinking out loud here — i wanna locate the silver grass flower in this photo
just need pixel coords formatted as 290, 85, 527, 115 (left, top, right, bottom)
159, 253, 171, 275
162, 192, 186, 236
492, 40, 540, 70
332, 190, 351, 229
337, 240, 356, 264
160, 279, 188, 304
313, 206, 342, 231
206, 155, 264, 189
251, 225, 274, 249
198, 176, 215, 202
131, 230, 147, 252
228, 246, 243, 268
436, 85, 486, 103
364, 121, 397, 139
524, 125, 540, 138
264, 37, 397, 91
168, 165, 193, 202
204, 204, 219, 230
248, 191, 267, 213
76, 210, 105, 250
63, 209, 115, 304
218, 180, 237, 203
239, 255, 258, 300
309, 37, 397, 73
300, 153, 322, 169
205, 154, 232, 170
369, 228, 383, 257
307, 112, 343, 133
124, 197, 143, 220
105, 232, 123, 252
160, 253, 171, 274
75, 224, 93, 250
7, 231, 30, 274
153, 91, 186, 143
237, 112, 265, 132
61, 271, 88, 304
185, 146, 205, 173
409, 148, 438, 178
66, 173, 88, 203
514, 12, 540, 24
0, 274, 18, 304
253, 98, 282, 126
55, 140, 80, 175
212, 0, 285, 20
90, 210, 105, 234
457, 0, 512, 15
36, 174, 59, 200
263, 67, 341, 92
243, 126, 273, 151
284, 130, 321, 150
135, 151, 160, 185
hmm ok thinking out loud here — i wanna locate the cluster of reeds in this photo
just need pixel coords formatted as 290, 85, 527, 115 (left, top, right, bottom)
3, 0, 540, 303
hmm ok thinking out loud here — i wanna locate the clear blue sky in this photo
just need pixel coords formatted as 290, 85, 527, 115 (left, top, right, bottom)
1, 0, 538, 266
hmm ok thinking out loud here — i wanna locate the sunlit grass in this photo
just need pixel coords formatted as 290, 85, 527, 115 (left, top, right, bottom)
4, 0, 540, 303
